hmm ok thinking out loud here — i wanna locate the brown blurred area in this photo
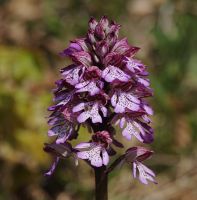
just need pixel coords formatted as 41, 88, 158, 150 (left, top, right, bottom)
0, 0, 197, 199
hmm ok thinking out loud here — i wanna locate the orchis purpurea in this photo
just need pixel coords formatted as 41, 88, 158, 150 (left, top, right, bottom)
44, 16, 156, 197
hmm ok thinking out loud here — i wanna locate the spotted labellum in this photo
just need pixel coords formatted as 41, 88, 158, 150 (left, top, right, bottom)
44, 16, 156, 185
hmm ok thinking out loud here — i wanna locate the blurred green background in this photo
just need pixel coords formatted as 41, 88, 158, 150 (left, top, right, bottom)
0, 0, 197, 199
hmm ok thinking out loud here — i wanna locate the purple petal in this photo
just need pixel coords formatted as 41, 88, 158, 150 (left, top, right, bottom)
56, 93, 72, 106
111, 38, 130, 55
142, 115, 151, 123
60, 42, 82, 57
95, 23, 105, 40
74, 38, 89, 52
103, 52, 122, 66
87, 30, 96, 44
48, 117, 64, 126
120, 117, 126, 128
56, 131, 71, 144
75, 81, 89, 89
69, 42, 82, 51
143, 104, 153, 115
122, 128, 132, 140
91, 113, 102, 123
102, 149, 109, 165
90, 104, 102, 123
141, 163, 155, 177
76, 81, 101, 96
111, 92, 117, 107
125, 146, 153, 163
99, 16, 109, 30
114, 104, 125, 113
62, 66, 84, 85
113, 92, 140, 113
137, 77, 150, 87
48, 124, 67, 137
77, 112, 90, 123
89, 17, 98, 30
75, 142, 91, 149
74, 103, 103, 123
122, 122, 143, 142
96, 41, 109, 57
77, 151, 89, 159
100, 105, 107, 117
71, 51, 92, 67
133, 121, 154, 144
125, 57, 145, 73
45, 157, 60, 176
72, 103, 85, 112
107, 23, 121, 36
133, 161, 137, 178
135, 162, 157, 184
126, 94, 140, 104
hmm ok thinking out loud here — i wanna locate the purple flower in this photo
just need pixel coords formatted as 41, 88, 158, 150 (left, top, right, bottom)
75, 131, 112, 167
124, 57, 145, 74
76, 143, 109, 167
44, 142, 78, 176
72, 102, 107, 123
124, 147, 157, 184
48, 123, 73, 144
111, 91, 140, 113
114, 115, 154, 143
44, 16, 156, 185
61, 65, 85, 86
75, 80, 103, 96
102, 65, 130, 83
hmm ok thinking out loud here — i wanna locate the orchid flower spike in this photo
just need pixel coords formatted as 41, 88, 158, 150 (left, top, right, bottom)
44, 16, 156, 185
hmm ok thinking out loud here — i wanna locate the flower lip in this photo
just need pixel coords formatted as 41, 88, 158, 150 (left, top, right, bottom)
76, 143, 109, 167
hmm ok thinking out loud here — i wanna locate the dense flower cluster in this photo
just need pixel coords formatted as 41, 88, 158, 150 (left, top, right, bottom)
44, 16, 156, 184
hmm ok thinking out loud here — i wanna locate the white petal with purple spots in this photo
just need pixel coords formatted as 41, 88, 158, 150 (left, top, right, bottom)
102, 65, 130, 82
112, 92, 140, 113
77, 145, 104, 167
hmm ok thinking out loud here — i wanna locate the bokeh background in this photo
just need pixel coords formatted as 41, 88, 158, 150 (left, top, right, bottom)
0, 0, 197, 199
